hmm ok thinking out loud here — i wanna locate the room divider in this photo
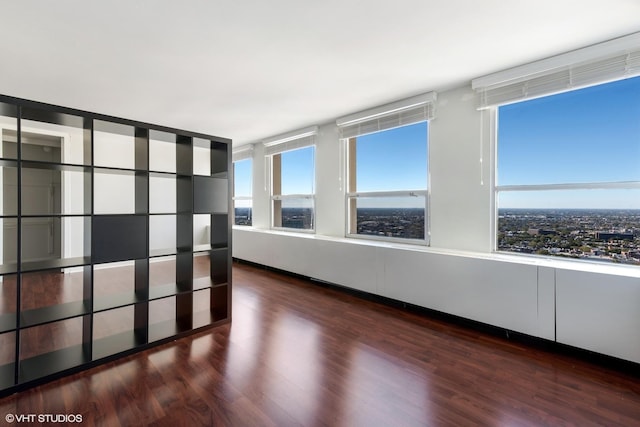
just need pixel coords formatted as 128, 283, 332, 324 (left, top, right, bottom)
0, 95, 231, 395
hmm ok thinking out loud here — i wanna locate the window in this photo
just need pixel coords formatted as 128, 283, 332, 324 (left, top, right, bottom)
265, 127, 316, 231
495, 76, 640, 264
338, 93, 434, 243
233, 158, 252, 226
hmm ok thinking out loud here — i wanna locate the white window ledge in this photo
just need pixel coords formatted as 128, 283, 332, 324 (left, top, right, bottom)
233, 226, 640, 279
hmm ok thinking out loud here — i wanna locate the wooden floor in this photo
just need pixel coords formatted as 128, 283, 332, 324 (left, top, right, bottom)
1, 261, 639, 426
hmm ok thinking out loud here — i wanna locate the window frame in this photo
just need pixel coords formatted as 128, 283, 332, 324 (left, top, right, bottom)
269, 145, 316, 233
492, 78, 640, 263
343, 125, 430, 245
232, 157, 253, 227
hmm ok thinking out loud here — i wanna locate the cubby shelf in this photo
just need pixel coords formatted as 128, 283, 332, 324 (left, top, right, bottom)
0, 314, 16, 333
93, 330, 146, 361
0, 94, 231, 396
19, 346, 89, 384
20, 300, 90, 328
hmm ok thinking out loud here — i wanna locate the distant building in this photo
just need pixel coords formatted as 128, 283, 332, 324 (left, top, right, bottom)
528, 228, 556, 236
595, 232, 634, 241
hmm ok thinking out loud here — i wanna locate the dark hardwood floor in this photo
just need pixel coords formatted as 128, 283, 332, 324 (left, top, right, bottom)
1, 261, 640, 426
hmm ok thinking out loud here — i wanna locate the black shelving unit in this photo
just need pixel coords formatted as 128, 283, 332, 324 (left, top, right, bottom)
0, 95, 231, 395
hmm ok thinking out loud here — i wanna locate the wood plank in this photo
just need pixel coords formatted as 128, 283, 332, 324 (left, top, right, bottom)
0, 261, 639, 426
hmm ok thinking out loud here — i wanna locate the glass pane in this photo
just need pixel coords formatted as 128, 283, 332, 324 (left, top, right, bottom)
149, 130, 176, 173
498, 76, 640, 186
497, 189, 640, 264
350, 196, 425, 240
234, 201, 252, 226
354, 121, 427, 192
94, 121, 136, 169
281, 147, 314, 195
234, 159, 252, 197
278, 198, 314, 230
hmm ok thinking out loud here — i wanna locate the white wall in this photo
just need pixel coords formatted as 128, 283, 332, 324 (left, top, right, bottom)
233, 83, 640, 364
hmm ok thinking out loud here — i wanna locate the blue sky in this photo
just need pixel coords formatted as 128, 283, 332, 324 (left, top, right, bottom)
281, 147, 314, 194
355, 122, 427, 192
234, 159, 252, 197
235, 76, 640, 210
498, 75, 640, 209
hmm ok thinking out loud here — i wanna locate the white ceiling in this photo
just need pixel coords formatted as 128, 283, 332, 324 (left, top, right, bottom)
1, 1, 639, 146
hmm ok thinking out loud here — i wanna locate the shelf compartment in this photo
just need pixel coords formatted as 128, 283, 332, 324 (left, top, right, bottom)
193, 214, 210, 249
0, 362, 15, 390
149, 130, 176, 173
1, 217, 18, 272
93, 260, 148, 312
211, 285, 229, 322
93, 169, 137, 215
20, 215, 91, 271
20, 165, 90, 216
149, 215, 176, 256
192, 288, 212, 329
0, 274, 17, 333
192, 138, 211, 176
0, 331, 16, 384
20, 267, 90, 327
0, 162, 17, 216
193, 176, 228, 214
0, 102, 18, 160
149, 248, 177, 258
20, 301, 89, 328
211, 141, 228, 176
0, 263, 18, 276
149, 296, 180, 342
92, 304, 147, 360
93, 292, 145, 313
148, 283, 181, 301
0, 331, 16, 368
93, 121, 137, 170
20, 257, 91, 273
0, 314, 15, 334
20, 108, 91, 166
211, 248, 229, 285
149, 256, 175, 286
92, 215, 147, 264
19, 316, 90, 382
211, 213, 229, 248
19, 345, 89, 384
192, 253, 214, 290
149, 174, 176, 214
93, 330, 145, 361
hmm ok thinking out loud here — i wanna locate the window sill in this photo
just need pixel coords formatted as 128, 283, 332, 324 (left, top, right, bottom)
232, 227, 640, 278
